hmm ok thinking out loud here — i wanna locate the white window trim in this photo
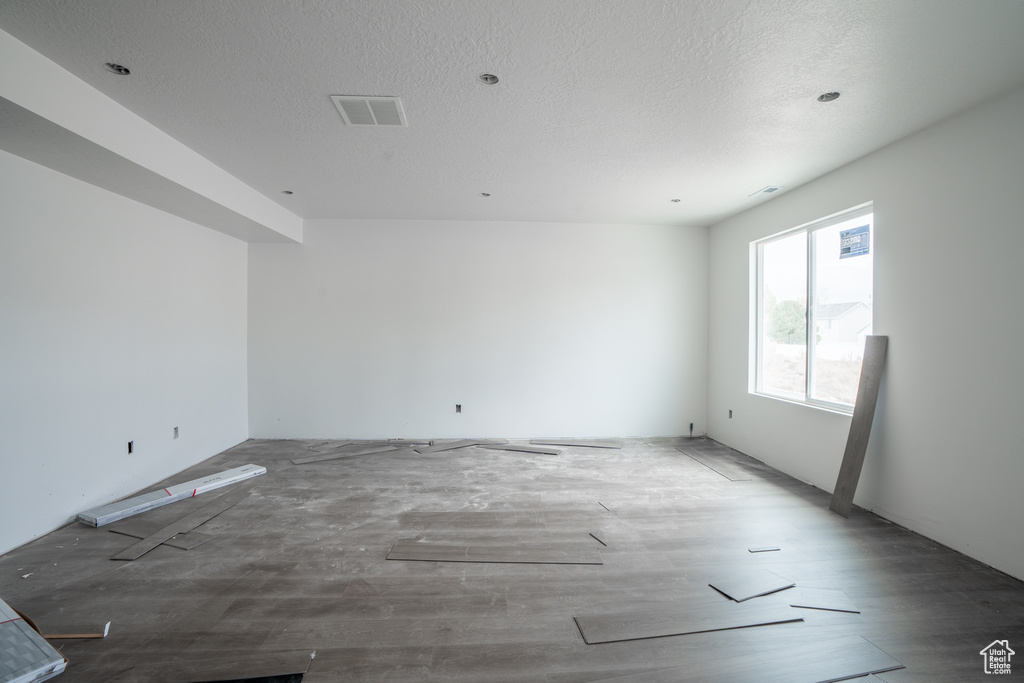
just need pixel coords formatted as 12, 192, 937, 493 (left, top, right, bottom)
749, 202, 873, 414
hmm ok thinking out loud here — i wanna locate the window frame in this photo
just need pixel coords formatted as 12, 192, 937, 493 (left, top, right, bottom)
750, 202, 874, 414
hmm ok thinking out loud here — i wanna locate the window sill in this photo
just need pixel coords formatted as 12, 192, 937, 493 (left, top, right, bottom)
751, 391, 854, 417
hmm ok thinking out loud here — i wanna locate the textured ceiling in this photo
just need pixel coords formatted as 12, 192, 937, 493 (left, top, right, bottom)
2, 0, 1024, 227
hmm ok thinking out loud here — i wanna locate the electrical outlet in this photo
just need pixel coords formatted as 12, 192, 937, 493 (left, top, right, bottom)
455, 404, 462, 414
173, 426, 179, 439
127, 440, 134, 454
729, 409, 733, 419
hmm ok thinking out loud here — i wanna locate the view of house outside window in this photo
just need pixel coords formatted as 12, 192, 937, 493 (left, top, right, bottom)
754, 204, 873, 411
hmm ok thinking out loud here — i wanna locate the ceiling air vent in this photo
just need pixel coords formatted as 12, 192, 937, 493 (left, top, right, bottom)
330, 96, 407, 127
749, 186, 783, 198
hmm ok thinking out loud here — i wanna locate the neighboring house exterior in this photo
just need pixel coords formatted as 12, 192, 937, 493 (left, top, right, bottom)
814, 302, 872, 345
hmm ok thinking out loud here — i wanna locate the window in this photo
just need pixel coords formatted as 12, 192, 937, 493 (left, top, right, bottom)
752, 203, 873, 411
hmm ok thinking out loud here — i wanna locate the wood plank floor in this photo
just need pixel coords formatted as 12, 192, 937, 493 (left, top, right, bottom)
1, 437, 1022, 681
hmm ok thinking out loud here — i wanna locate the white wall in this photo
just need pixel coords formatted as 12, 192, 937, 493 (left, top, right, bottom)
0, 150, 249, 554
708, 86, 1024, 579
249, 219, 707, 439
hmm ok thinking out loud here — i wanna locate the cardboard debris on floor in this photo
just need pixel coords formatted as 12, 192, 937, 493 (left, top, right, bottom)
0, 597, 66, 683
76, 464, 266, 527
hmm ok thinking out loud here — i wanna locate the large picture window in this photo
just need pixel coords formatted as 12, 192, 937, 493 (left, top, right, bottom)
752, 204, 873, 411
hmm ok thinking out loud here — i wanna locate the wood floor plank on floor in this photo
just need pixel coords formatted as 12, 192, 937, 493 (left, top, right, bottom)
677, 447, 754, 481
2, 436, 1022, 682
482, 443, 564, 455
589, 635, 903, 682
387, 539, 602, 565
110, 488, 250, 561
531, 438, 623, 449
789, 587, 861, 614
709, 568, 795, 602
107, 521, 215, 550
573, 600, 802, 644
291, 444, 398, 464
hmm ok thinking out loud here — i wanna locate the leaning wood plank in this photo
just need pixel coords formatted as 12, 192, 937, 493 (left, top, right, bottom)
107, 520, 215, 550
581, 635, 902, 682
573, 601, 801, 644
530, 438, 622, 449
111, 488, 250, 561
709, 568, 795, 602
291, 444, 398, 464
677, 448, 753, 481
831, 335, 888, 517
788, 587, 860, 614
386, 539, 602, 564
43, 621, 110, 639
480, 443, 563, 455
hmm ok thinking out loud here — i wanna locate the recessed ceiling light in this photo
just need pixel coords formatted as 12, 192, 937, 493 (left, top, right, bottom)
103, 62, 131, 75
480, 192, 491, 197
478, 74, 499, 85
671, 199, 681, 203
281, 190, 294, 195
817, 91, 840, 102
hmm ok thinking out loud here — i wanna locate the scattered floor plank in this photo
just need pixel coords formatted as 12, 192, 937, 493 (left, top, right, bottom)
788, 587, 860, 614
110, 488, 250, 561
530, 438, 622, 449
107, 520, 215, 550
291, 444, 398, 465
748, 546, 781, 553
709, 568, 795, 602
589, 530, 608, 546
573, 601, 802, 644
413, 439, 506, 454
585, 635, 902, 682
386, 539, 602, 565
480, 443, 563, 455
677, 447, 754, 481
103, 650, 314, 682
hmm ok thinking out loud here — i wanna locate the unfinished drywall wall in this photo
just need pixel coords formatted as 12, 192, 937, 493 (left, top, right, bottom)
0, 150, 249, 554
708, 85, 1024, 580
249, 219, 707, 439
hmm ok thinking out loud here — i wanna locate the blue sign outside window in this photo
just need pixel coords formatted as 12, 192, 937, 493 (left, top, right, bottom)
840, 224, 870, 259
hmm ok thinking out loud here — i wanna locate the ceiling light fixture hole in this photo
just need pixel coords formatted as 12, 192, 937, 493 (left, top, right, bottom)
281, 190, 294, 195
671, 198, 681, 203
478, 73, 499, 85
817, 91, 840, 102
480, 192, 491, 197
104, 62, 131, 75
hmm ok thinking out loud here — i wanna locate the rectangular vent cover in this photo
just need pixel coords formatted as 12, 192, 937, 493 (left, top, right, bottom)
331, 96, 407, 126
